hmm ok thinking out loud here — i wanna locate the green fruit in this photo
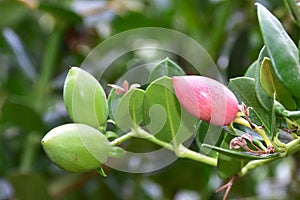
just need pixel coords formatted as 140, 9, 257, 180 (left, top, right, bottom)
41, 123, 109, 173
63, 67, 108, 128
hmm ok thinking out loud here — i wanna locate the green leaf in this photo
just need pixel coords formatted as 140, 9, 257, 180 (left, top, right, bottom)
295, 97, 300, 110
143, 76, 196, 144
203, 143, 279, 160
284, 0, 300, 26
9, 173, 51, 200
0, 0, 29, 28
244, 60, 257, 78
107, 88, 123, 121
228, 77, 272, 137
216, 134, 248, 179
256, 3, 300, 98
255, 46, 273, 111
38, 3, 82, 26
3, 28, 36, 81
0, 100, 45, 133
148, 57, 186, 83
115, 88, 145, 130
260, 58, 297, 110
196, 120, 224, 158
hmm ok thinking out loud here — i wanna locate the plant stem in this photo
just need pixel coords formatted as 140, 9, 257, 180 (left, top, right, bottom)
282, 110, 300, 119
20, 132, 40, 172
179, 145, 217, 166
110, 131, 135, 146
134, 127, 218, 166
239, 137, 300, 176
274, 100, 300, 119
234, 117, 273, 147
110, 127, 218, 167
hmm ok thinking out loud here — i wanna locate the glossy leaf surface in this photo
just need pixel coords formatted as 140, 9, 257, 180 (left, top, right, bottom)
257, 3, 300, 98
260, 58, 296, 110
116, 88, 145, 130
229, 77, 272, 137
148, 57, 186, 82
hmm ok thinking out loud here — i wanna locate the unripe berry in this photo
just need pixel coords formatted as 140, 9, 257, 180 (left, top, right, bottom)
172, 76, 239, 126
63, 67, 108, 128
41, 123, 109, 173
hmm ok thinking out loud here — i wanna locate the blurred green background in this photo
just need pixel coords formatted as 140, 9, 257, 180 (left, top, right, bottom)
1, 0, 300, 199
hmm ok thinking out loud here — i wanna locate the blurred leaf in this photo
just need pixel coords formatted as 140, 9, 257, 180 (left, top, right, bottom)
116, 88, 145, 130
244, 60, 257, 78
217, 134, 249, 179
151, 159, 212, 198
0, 0, 29, 27
143, 76, 195, 143
228, 77, 272, 137
148, 57, 185, 83
38, 3, 82, 26
227, 29, 250, 78
260, 57, 297, 110
9, 173, 51, 200
3, 28, 36, 81
257, 3, 300, 98
0, 100, 45, 133
295, 97, 300, 110
284, 0, 300, 25
35, 27, 64, 112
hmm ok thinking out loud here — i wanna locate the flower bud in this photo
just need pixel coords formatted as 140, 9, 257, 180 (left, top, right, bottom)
63, 67, 108, 128
41, 123, 109, 173
172, 76, 239, 126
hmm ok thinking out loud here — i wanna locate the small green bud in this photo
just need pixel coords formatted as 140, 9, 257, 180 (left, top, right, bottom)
63, 67, 108, 128
41, 123, 109, 173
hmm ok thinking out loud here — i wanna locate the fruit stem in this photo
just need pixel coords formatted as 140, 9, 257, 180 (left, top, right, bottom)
233, 117, 273, 148
239, 137, 300, 176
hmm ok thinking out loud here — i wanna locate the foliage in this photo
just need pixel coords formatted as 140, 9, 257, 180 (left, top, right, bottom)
1, 0, 300, 200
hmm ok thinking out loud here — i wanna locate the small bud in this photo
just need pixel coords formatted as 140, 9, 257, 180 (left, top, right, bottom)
63, 67, 108, 128
41, 123, 109, 173
229, 137, 244, 149
172, 76, 239, 126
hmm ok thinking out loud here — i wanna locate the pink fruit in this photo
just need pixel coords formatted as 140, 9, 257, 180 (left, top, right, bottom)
172, 76, 239, 126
